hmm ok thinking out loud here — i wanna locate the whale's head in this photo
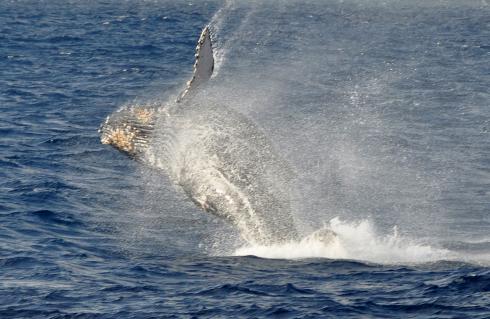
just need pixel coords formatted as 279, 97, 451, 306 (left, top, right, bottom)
99, 26, 213, 159
99, 106, 155, 158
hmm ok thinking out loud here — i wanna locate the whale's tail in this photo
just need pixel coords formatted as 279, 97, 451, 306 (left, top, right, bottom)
99, 26, 215, 158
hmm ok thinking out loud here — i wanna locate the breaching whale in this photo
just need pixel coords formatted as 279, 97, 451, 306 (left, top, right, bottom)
99, 26, 336, 245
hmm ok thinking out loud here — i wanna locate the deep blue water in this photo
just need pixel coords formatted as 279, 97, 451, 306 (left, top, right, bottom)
1, 0, 489, 318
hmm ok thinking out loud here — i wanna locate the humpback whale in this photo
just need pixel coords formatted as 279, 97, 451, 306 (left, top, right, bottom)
100, 26, 335, 245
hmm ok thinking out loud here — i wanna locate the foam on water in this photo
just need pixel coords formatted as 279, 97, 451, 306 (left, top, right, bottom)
235, 217, 452, 264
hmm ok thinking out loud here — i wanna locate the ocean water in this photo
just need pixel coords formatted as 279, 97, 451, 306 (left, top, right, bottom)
1, 0, 489, 318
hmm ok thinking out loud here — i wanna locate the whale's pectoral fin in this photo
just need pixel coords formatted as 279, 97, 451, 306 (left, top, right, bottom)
302, 228, 338, 245
177, 26, 215, 102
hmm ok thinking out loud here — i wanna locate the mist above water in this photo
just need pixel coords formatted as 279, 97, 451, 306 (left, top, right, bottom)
125, 0, 489, 264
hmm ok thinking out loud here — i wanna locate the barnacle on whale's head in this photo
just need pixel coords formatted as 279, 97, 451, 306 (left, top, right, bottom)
99, 106, 156, 158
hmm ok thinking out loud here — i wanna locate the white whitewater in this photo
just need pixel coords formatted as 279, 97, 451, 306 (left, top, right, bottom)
234, 217, 452, 264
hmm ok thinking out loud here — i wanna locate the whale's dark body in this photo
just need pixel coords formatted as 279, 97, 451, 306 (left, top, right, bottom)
100, 27, 301, 245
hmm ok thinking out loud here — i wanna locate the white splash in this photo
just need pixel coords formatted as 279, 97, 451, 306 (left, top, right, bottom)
208, 0, 257, 77
207, 0, 234, 77
234, 217, 451, 264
